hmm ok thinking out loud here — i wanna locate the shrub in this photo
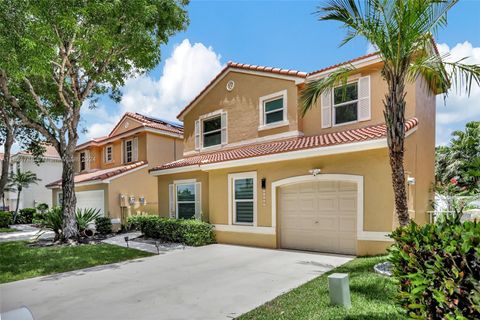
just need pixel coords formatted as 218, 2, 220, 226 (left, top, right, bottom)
389, 216, 480, 319
16, 208, 36, 224
37, 207, 63, 241
36, 203, 49, 214
95, 217, 112, 235
127, 215, 215, 246
32, 212, 46, 225
0, 211, 12, 228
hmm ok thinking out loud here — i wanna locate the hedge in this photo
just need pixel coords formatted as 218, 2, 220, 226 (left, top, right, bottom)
15, 208, 36, 224
127, 215, 215, 246
389, 216, 480, 319
95, 217, 112, 235
0, 211, 12, 228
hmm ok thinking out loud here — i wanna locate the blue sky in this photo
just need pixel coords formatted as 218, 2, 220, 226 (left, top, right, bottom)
80, 0, 480, 146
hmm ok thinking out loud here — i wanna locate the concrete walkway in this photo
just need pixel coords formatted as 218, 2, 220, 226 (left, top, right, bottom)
101, 232, 189, 254
1, 244, 352, 320
0, 225, 54, 243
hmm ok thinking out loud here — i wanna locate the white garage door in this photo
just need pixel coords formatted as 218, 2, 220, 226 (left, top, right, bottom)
279, 180, 357, 255
75, 190, 105, 216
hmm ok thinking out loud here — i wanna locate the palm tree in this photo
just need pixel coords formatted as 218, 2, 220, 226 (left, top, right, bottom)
301, 0, 480, 227
7, 168, 40, 223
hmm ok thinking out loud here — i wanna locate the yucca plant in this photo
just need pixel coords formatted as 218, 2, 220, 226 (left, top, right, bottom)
75, 208, 101, 232
301, 0, 480, 226
36, 207, 63, 242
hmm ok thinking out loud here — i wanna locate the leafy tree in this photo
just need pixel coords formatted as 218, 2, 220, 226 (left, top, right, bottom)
301, 0, 480, 226
436, 121, 480, 194
7, 168, 40, 223
0, 0, 189, 239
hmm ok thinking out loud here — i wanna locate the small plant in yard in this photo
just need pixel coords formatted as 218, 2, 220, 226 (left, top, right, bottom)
389, 216, 480, 319
0, 210, 12, 228
76, 208, 101, 236
37, 207, 63, 241
127, 215, 215, 246
95, 217, 112, 236
16, 207, 36, 224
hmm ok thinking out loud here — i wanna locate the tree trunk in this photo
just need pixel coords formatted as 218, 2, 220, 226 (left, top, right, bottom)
0, 124, 14, 200
384, 72, 410, 227
13, 189, 21, 223
60, 151, 78, 240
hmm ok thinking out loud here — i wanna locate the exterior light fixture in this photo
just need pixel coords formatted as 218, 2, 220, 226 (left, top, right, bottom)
309, 168, 322, 176
407, 176, 416, 185
124, 236, 129, 247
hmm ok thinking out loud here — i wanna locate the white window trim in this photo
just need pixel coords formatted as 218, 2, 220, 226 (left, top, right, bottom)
105, 145, 113, 163
199, 110, 224, 150
258, 90, 289, 130
332, 81, 359, 127
175, 182, 196, 219
124, 139, 133, 163
228, 172, 257, 227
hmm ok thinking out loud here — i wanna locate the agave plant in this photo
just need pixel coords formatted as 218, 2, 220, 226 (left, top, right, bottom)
36, 207, 63, 242
75, 208, 101, 232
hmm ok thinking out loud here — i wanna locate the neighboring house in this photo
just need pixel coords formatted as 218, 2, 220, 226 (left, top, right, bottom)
149, 54, 436, 256
47, 113, 183, 227
5, 145, 62, 210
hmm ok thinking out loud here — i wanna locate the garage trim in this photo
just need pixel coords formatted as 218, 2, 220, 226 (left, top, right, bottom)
271, 174, 391, 242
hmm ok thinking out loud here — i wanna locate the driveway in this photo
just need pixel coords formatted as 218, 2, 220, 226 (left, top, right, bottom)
0, 244, 352, 320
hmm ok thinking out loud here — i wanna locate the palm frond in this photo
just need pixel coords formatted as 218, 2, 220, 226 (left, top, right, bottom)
300, 65, 354, 116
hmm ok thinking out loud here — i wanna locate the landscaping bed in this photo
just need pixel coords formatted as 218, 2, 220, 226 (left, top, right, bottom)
0, 240, 153, 283
238, 256, 406, 320
0, 227, 16, 233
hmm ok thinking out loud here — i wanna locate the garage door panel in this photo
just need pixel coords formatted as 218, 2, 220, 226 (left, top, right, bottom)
279, 179, 357, 255
76, 190, 105, 217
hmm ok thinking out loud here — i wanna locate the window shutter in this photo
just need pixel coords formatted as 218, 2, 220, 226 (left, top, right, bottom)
133, 137, 138, 161
104, 147, 107, 163
321, 90, 332, 128
358, 76, 371, 121
120, 141, 124, 164
85, 150, 91, 171
221, 112, 228, 145
194, 120, 200, 150
169, 184, 175, 218
195, 182, 201, 220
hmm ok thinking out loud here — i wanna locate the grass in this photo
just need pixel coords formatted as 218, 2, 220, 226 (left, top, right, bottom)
0, 241, 153, 283
238, 256, 406, 320
0, 227, 17, 233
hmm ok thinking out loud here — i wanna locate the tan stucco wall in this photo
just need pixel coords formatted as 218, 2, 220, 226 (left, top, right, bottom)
146, 133, 183, 169
108, 167, 158, 221
182, 71, 300, 154
110, 117, 144, 136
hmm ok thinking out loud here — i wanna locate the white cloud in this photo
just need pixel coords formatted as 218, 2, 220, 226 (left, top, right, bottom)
366, 42, 378, 54
3, 39, 222, 146
435, 41, 480, 145
81, 39, 224, 141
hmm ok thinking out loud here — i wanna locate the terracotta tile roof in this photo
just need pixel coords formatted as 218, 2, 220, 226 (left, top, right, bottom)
150, 118, 418, 172
76, 112, 183, 150
307, 52, 380, 76
14, 144, 60, 159
46, 161, 147, 188
177, 61, 308, 119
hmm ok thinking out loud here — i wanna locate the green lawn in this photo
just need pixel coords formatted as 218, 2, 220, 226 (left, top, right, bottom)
0, 227, 17, 233
238, 256, 406, 320
0, 241, 153, 283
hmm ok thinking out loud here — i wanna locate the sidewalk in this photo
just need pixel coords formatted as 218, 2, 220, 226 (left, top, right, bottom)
101, 232, 189, 254
0, 224, 54, 243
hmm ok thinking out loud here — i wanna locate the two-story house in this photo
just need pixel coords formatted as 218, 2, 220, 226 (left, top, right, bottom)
150, 53, 436, 256
47, 112, 183, 227
4, 145, 62, 210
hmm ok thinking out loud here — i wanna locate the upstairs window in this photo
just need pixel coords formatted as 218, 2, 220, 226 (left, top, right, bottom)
80, 152, 86, 171
202, 115, 222, 148
259, 90, 288, 130
264, 98, 284, 124
125, 139, 133, 163
105, 145, 113, 163
333, 82, 358, 125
